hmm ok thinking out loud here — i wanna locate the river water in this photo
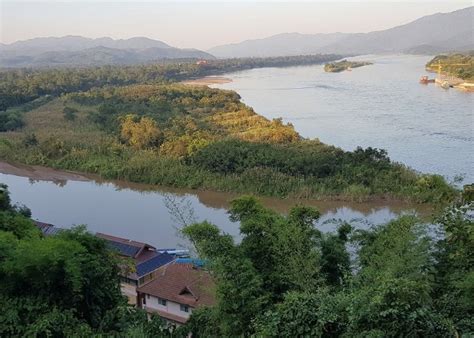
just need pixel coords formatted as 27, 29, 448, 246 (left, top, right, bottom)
0, 162, 429, 248
1, 54, 468, 248
213, 54, 474, 184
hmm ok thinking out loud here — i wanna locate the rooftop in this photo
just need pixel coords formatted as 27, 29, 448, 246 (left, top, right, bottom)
136, 252, 175, 278
32, 221, 185, 280
96, 232, 156, 260
33, 221, 63, 236
137, 263, 216, 307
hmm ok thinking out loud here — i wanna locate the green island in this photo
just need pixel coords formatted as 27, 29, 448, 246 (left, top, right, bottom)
426, 53, 474, 82
0, 57, 456, 203
324, 59, 373, 72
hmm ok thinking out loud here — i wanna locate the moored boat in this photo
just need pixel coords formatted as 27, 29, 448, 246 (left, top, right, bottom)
419, 75, 435, 84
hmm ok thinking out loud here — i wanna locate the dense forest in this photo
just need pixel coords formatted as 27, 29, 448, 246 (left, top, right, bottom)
0, 80, 455, 202
426, 53, 474, 81
1, 183, 472, 336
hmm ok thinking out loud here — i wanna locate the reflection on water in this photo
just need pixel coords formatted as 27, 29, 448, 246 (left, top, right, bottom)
0, 162, 432, 248
213, 54, 474, 184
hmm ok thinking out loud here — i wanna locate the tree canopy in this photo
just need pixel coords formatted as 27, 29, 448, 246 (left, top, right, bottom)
182, 195, 474, 337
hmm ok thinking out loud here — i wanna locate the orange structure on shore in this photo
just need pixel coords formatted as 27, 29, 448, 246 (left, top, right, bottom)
419, 76, 435, 84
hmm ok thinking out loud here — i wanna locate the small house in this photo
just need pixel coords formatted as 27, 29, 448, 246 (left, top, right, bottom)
137, 262, 215, 324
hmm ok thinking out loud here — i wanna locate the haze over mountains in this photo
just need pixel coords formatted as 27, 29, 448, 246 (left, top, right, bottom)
0, 6, 472, 67
0, 36, 215, 68
208, 6, 473, 58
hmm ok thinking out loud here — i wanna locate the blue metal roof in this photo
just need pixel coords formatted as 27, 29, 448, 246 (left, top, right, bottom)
105, 241, 141, 258
136, 252, 175, 277
176, 258, 205, 267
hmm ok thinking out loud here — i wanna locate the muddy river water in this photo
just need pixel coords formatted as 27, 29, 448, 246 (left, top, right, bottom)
0, 161, 431, 248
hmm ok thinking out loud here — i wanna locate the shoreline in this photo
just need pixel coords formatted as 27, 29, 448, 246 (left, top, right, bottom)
0, 55, 459, 207
425, 69, 474, 92
181, 76, 233, 86
0, 161, 91, 183
0, 160, 434, 217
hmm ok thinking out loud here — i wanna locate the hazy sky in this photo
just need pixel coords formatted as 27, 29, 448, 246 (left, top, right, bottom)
1, 1, 471, 49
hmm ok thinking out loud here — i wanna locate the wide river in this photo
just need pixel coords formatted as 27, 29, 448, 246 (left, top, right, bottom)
0, 54, 470, 248
214, 54, 473, 184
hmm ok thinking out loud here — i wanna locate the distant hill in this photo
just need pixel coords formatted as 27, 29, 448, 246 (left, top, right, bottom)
2, 6, 472, 66
208, 6, 474, 58
207, 32, 352, 58
0, 36, 215, 68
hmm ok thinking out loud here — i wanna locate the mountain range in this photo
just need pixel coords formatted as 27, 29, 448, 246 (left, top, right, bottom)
0, 6, 472, 67
208, 6, 473, 58
0, 36, 214, 68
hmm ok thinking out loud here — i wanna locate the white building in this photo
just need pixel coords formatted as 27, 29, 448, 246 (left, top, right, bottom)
137, 262, 215, 324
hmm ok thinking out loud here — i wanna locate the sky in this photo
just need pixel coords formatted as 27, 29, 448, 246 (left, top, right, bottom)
1, 1, 471, 50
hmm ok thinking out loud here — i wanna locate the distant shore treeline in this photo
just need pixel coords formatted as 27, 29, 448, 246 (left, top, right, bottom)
0, 54, 341, 112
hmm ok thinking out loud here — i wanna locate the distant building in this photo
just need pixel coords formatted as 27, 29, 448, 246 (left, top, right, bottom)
32, 221, 187, 305
137, 263, 216, 324
33, 221, 63, 236
96, 232, 159, 264
96, 233, 177, 304
196, 60, 208, 65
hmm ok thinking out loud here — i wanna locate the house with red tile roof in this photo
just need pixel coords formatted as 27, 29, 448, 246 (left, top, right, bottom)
137, 262, 216, 324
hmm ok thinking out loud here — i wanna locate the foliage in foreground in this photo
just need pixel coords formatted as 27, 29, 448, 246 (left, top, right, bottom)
0, 182, 472, 336
181, 195, 474, 337
0, 184, 181, 337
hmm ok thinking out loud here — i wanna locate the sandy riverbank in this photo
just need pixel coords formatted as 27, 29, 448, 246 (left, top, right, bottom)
181, 76, 232, 86
0, 161, 91, 183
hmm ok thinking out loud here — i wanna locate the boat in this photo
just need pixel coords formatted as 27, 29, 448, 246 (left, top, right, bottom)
440, 80, 451, 89
419, 75, 435, 84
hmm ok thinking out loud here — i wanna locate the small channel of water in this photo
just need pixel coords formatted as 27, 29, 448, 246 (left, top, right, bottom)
0, 161, 432, 248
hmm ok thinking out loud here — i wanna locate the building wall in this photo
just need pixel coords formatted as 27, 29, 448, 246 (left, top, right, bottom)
138, 271, 156, 286
144, 294, 192, 320
121, 282, 137, 305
